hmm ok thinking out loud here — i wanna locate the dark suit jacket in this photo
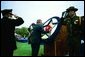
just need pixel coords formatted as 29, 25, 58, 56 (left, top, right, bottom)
1, 17, 24, 50
29, 23, 46, 44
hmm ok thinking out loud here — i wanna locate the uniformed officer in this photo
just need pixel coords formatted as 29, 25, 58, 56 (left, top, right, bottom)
62, 6, 81, 56
1, 9, 24, 56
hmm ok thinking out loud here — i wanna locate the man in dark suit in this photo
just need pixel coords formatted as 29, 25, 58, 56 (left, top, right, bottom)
1, 9, 24, 56
29, 19, 47, 56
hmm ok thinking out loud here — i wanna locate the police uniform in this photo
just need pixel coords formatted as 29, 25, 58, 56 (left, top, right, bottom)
62, 6, 81, 56
1, 9, 24, 56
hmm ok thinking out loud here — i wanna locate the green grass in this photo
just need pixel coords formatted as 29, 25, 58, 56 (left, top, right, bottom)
13, 42, 44, 56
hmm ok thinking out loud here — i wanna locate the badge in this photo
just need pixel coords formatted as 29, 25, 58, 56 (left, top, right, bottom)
74, 20, 78, 24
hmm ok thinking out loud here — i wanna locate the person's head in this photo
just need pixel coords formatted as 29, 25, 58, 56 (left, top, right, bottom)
36, 19, 42, 24
66, 6, 78, 17
1, 9, 13, 18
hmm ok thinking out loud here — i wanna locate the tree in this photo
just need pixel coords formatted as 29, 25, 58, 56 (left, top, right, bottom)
15, 27, 29, 38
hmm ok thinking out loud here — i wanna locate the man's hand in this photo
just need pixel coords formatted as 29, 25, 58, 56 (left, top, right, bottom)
13, 14, 20, 19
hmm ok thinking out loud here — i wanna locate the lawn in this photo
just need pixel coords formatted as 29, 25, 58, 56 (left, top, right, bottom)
13, 42, 44, 56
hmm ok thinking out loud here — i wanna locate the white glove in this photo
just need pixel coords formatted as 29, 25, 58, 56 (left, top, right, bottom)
81, 40, 84, 44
